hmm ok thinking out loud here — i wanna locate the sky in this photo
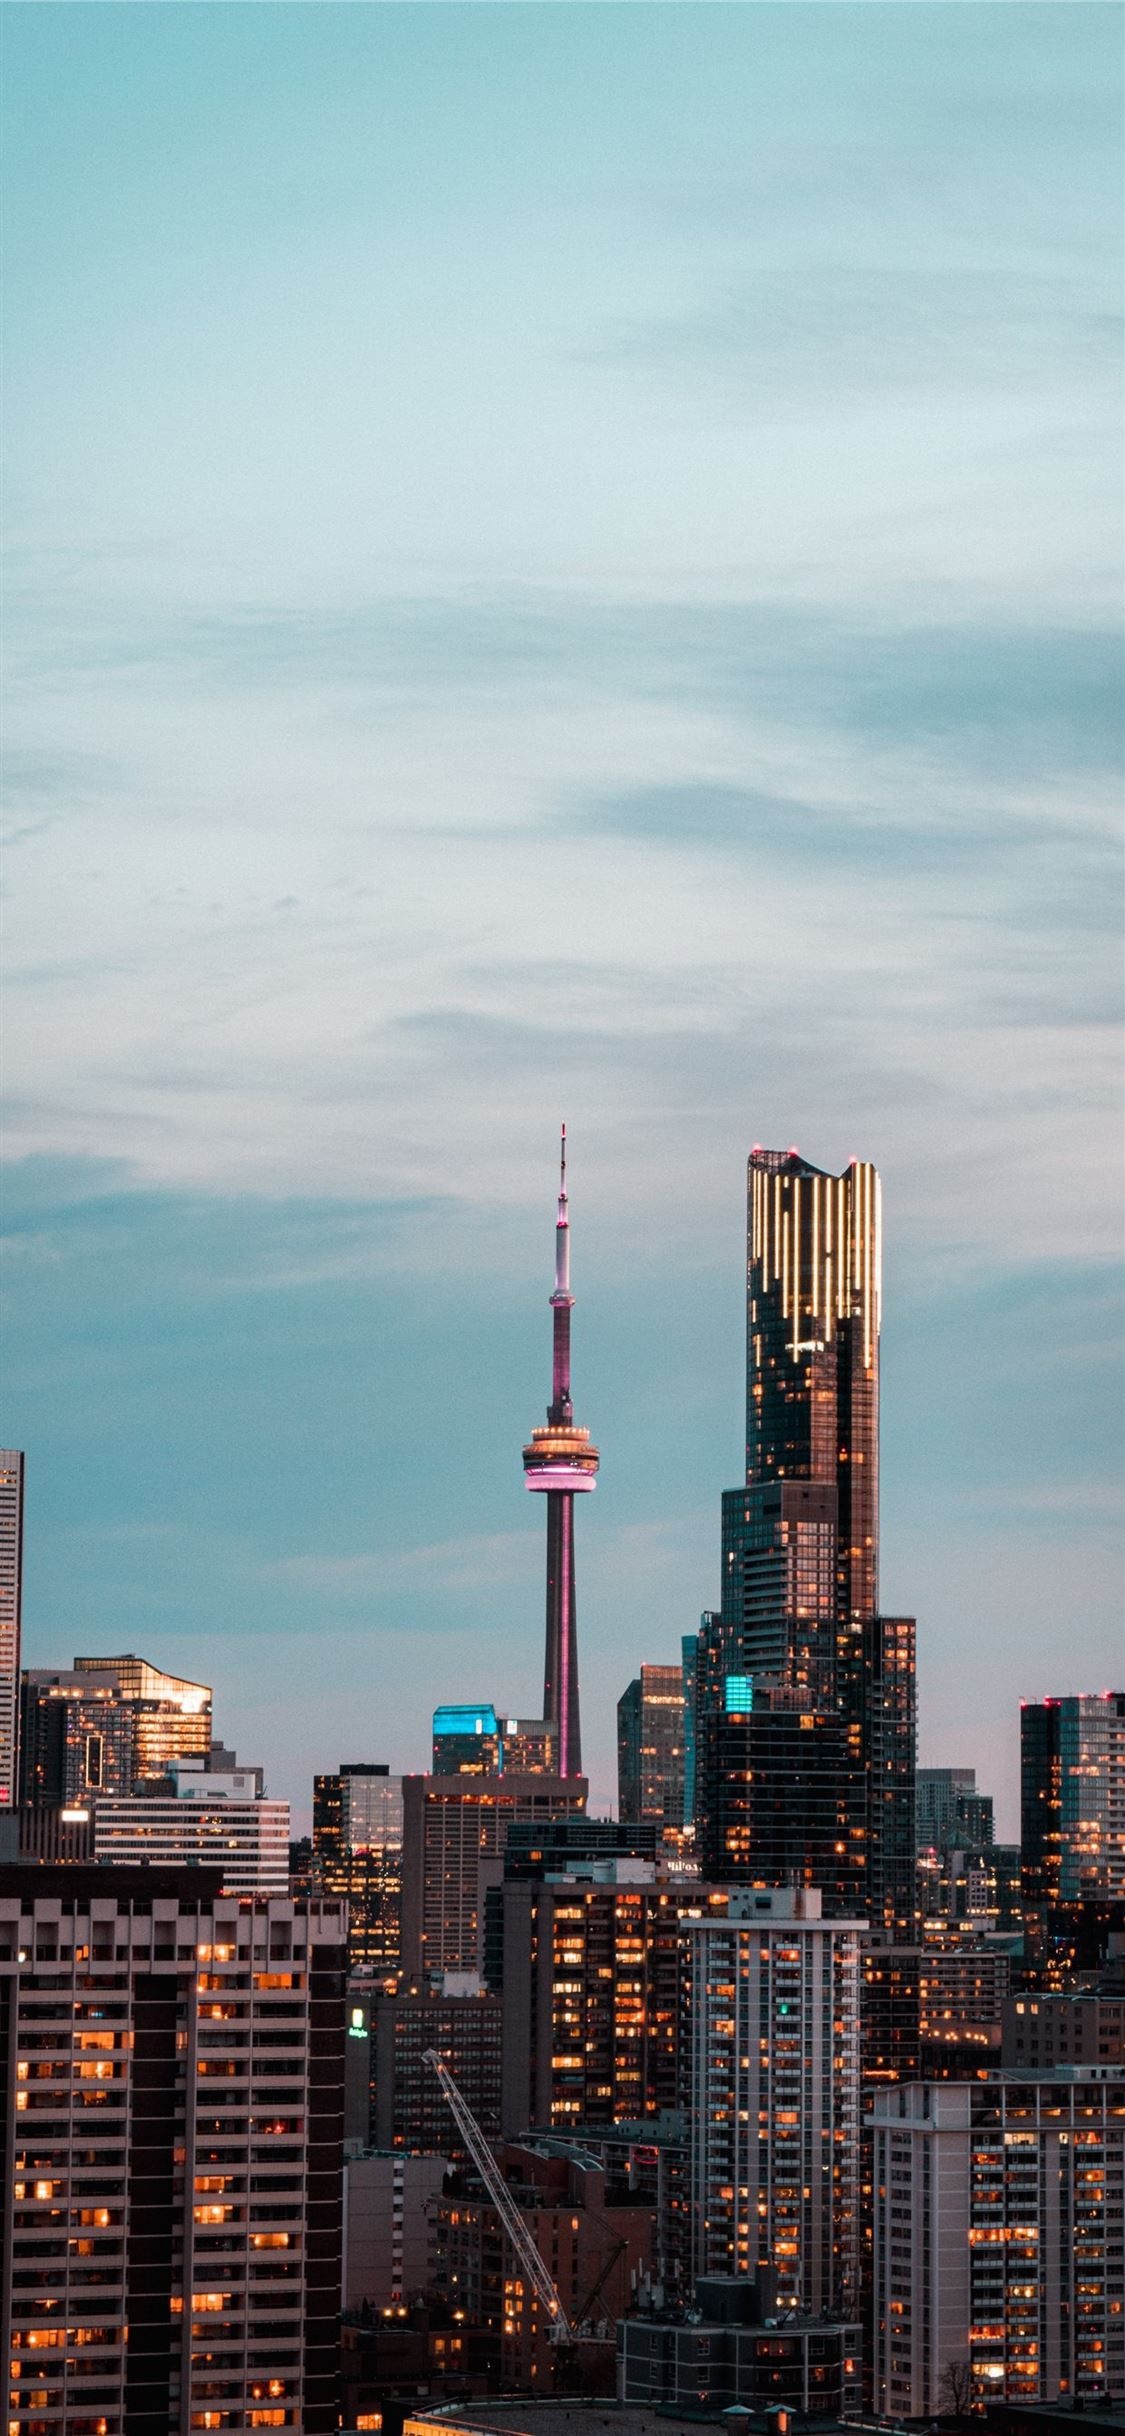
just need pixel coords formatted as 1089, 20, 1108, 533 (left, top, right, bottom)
2, 4, 1122, 1838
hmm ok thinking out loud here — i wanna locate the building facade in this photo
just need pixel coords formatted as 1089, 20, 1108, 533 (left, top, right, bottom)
695, 1149, 916, 1941
0, 1864, 346, 2434
616, 1666, 685, 1829
20, 1657, 212, 1809
685, 1887, 865, 2318
0, 1451, 24, 1811
870, 2070, 1125, 2414
371, 1979, 503, 2159
88, 1764, 290, 1893
496, 1860, 730, 2137
1021, 1695, 1125, 1945
399, 1772, 587, 1978
312, 1764, 403, 1975
697, 1689, 867, 1910
618, 2275, 863, 2418
343, 2152, 448, 2312
432, 2142, 652, 2389
1002, 1991, 1125, 2071
918, 1766, 995, 1852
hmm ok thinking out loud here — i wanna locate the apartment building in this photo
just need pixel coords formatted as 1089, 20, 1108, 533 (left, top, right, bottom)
870, 2070, 1125, 2415
1, 1864, 346, 2435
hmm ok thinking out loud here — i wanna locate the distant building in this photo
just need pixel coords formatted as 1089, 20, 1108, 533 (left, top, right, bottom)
498, 1716, 556, 1774
0, 1449, 24, 1809
432, 2140, 653, 2388
400, 1771, 587, 1978
870, 2070, 1125, 2413
618, 2275, 863, 2417
1002, 1989, 1125, 2070
919, 1838, 1022, 1931
860, 1936, 922, 2085
681, 1627, 703, 1827
432, 1703, 503, 1775
685, 1887, 865, 2317
698, 1686, 867, 1914
0, 1864, 347, 2431
430, 1706, 556, 1776
919, 1930, 1014, 2035
371, 1976, 503, 2158
1022, 1695, 1125, 1945
617, 1664, 685, 1829
918, 1764, 995, 1850
313, 1762, 403, 1974
89, 1756, 289, 1892
19, 1651, 212, 1806
343, 2152, 448, 2310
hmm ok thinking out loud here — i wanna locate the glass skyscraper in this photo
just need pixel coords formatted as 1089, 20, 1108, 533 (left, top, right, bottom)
697, 1148, 916, 1938
1021, 1692, 1125, 1947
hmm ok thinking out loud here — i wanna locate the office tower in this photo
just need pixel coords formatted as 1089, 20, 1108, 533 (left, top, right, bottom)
617, 1665, 685, 1828
618, 2277, 863, 2418
697, 1684, 867, 1910
870, 2070, 1125, 2413
313, 1762, 403, 1976
917, 1765, 995, 1851
370, 1978, 503, 2156
1021, 1693, 1125, 1943
496, 1858, 730, 2137
87, 1757, 290, 1892
400, 1770, 587, 1979
20, 1653, 212, 1806
685, 1888, 865, 2316
0, 1864, 346, 2432
0, 1450, 24, 1810
522, 1129, 599, 1779
698, 1149, 916, 1938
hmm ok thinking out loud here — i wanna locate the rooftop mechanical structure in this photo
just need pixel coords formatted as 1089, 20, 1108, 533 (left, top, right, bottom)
522, 1128, 599, 1779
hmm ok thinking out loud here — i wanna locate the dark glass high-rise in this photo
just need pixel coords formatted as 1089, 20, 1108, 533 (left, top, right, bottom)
698, 1147, 916, 1939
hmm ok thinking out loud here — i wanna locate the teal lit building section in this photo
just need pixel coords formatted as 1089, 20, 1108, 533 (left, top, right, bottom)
432, 1703, 503, 1775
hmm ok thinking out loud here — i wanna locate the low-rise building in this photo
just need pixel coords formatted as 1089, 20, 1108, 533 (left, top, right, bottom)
618, 2275, 862, 2418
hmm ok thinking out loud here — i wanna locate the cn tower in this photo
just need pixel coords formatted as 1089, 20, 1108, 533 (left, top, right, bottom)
522, 1127, 599, 1778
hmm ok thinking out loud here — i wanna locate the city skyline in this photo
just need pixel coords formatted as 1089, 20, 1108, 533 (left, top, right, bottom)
4, 1118, 1120, 1838
3, 6, 1121, 1836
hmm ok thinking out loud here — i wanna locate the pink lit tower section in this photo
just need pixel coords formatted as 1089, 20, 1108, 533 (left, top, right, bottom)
522, 1129, 599, 1778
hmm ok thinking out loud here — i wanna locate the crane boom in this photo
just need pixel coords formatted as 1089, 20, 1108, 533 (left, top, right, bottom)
423, 2048, 575, 2343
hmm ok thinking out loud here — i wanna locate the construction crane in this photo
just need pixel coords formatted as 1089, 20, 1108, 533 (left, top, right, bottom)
572, 2233, 627, 2336
424, 2049, 576, 2344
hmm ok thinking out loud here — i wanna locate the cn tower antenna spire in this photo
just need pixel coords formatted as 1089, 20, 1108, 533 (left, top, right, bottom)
522, 1128, 599, 1779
